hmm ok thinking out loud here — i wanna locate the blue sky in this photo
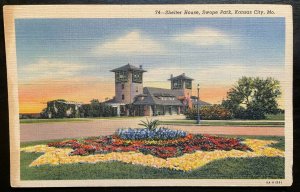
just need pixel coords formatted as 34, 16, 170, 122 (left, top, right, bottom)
16, 18, 285, 84
15, 18, 285, 112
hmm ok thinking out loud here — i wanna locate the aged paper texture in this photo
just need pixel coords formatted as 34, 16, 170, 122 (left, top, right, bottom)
4, 4, 292, 187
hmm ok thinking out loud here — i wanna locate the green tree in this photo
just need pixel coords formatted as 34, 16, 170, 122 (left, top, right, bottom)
221, 77, 281, 119
90, 99, 101, 117
40, 99, 68, 118
78, 100, 117, 118
80, 104, 92, 117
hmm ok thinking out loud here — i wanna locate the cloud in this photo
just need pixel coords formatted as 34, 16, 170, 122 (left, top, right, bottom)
94, 31, 166, 55
144, 63, 284, 86
174, 27, 237, 46
143, 63, 284, 105
19, 59, 89, 82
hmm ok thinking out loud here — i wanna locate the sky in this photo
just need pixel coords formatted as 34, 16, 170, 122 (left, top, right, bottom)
15, 18, 285, 113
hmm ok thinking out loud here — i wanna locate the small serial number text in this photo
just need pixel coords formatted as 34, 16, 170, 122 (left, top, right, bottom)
266, 180, 283, 185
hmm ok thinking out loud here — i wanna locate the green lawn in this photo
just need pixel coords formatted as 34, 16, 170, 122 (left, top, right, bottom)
20, 118, 91, 124
160, 120, 284, 127
266, 113, 285, 120
20, 116, 141, 124
20, 115, 285, 126
20, 135, 285, 180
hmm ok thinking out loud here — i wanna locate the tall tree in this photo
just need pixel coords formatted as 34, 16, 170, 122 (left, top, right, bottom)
222, 77, 281, 119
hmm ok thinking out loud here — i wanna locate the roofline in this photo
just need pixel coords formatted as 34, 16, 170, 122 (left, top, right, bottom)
133, 103, 183, 106
110, 64, 147, 72
110, 68, 147, 72
168, 74, 194, 80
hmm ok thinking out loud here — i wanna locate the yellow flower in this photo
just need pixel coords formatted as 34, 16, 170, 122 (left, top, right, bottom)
21, 139, 284, 171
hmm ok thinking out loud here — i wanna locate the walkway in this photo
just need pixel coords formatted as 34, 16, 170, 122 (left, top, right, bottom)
20, 117, 284, 142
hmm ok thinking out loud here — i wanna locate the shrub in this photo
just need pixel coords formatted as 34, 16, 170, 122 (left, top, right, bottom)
185, 105, 233, 120
40, 99, 117, 119
233, 106, 266, 120
116, 128, 187, 140
138, 119, 160, 130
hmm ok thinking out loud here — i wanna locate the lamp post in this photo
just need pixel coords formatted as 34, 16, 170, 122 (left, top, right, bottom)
196, 84, 200, 124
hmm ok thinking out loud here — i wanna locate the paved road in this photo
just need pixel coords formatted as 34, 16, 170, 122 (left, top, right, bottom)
20, 117, 284, 142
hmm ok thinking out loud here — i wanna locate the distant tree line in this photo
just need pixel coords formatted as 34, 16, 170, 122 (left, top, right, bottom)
185, 77, 284, 120
40, 99, 117, 119
80, 99, 117, 117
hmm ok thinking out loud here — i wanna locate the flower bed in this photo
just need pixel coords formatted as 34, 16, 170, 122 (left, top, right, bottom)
22, 139, 284, 171
47, 129, 252, 159
116, 128, 187, 140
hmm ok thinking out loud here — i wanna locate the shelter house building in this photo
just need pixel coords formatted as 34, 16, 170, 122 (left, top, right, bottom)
106, 64, 210, 116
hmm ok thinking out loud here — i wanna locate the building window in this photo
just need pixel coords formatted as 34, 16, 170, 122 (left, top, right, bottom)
122, 94, 125, 100
185, 80, 192, 89
115, 71, 128, 83
136, 87, 138, 92
122, 84, 125, 89
173, 80, 182, 89
132, 71, 143, 83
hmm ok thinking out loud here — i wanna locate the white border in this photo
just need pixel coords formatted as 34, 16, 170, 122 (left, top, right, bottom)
4, 4, 293, 187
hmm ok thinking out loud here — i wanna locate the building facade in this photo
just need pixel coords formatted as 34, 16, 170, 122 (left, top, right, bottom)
110, 64, 146, 104
106, 64, 210, 116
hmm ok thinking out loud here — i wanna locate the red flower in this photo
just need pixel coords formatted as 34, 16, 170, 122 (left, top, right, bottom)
70, 148, 89, 156
48, 134, 252, 158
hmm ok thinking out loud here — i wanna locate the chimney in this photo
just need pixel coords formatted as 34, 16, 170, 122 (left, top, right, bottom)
170, 74, 173, 79
182, 73, 185, 76
139, 65, 142, 69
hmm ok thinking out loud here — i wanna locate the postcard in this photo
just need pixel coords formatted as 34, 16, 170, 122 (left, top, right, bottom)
4, 4, 293, 187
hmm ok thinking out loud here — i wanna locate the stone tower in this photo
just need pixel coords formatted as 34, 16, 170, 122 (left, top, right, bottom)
111, 63, 146, 104
169, 73, 194, 99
